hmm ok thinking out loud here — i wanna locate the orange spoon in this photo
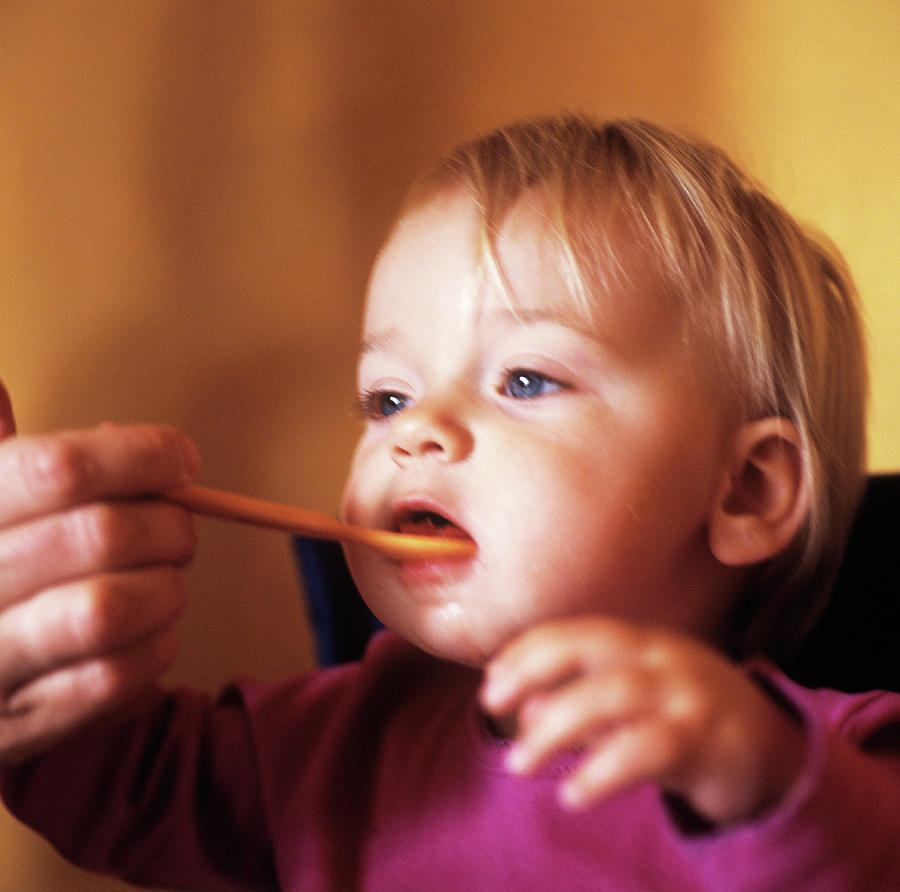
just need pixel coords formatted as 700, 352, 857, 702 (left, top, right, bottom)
165, 483, 476, 562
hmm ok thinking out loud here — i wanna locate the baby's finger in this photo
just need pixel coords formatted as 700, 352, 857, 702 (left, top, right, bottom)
0, 423, 200, 527
560, 719, 681, 810
482, 641, 581, 717
508, 668, 653, 774
482, 617, 642, 715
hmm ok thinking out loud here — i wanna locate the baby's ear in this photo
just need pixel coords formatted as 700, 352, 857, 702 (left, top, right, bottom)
708, 418, 810, 566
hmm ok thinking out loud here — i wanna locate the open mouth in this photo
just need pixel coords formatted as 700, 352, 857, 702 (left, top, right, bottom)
394, 507, 472, 541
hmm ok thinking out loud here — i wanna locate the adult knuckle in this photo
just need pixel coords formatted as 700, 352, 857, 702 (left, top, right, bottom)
21, 437, 98, 504
67, 579, 125, 650
163, 505, 198, 563
79, 659, 128, 705
73, 569, 186, 652
125, 423, 192, 480
68, 501, 196, 572
69, 503, 124, 566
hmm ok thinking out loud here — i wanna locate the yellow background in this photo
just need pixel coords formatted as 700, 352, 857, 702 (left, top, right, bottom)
2, 2, 898, 888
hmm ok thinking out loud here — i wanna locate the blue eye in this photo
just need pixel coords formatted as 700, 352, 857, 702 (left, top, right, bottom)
503, 369, 564, 399
357, 390, 410, 420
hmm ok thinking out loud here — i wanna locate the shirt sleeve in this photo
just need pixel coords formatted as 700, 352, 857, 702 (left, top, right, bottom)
676, 667, 900, 891
0, 684, 279, 891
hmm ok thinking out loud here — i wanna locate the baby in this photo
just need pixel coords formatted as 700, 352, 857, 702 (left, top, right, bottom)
1, 116, 897, 890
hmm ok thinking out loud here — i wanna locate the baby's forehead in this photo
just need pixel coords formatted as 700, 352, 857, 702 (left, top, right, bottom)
366, 189, 697, 367
385, 185, 670, 312
498, 196, 689, 332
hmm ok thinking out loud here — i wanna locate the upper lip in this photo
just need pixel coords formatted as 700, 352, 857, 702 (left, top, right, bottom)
389, 495, 474, 542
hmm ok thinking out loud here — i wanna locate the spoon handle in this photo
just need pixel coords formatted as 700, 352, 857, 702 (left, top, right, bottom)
165, 483, 475, 561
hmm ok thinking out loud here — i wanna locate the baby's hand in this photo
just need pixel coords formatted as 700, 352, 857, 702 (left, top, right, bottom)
0, 381, 199, 764
480, 616, 807, 826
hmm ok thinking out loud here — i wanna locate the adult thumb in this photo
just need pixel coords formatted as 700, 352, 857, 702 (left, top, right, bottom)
0, 381, 18, 438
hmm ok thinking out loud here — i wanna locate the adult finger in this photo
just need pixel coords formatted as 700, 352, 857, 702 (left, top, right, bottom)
0, 566, 188, 695
0, 380, 16, 438
0, 500, 197, 607
0, 627, 179, 765
0, 422, 200, 526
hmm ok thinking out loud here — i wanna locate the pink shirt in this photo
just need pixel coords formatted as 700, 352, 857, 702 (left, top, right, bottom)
3, 631, 900, 890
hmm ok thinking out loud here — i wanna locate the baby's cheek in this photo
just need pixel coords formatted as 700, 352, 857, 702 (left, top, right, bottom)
338, 487, 360, 524
338, 460, 368, 524
340, 436, 388, 524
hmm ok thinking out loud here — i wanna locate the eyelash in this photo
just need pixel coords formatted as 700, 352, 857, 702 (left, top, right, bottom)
355, 389, 410, 421
501, 368, 565, 400
355, 368, 565, 421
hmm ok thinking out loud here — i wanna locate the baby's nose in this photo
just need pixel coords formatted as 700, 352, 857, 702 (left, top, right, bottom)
390, 403, 473, 466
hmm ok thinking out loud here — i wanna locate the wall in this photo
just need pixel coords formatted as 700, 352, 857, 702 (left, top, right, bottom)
1, 2, 898, 888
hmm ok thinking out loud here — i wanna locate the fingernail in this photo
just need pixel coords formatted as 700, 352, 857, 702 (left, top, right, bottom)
179, 437, 201, 480
506, 743, 531, 774
479, 670, 499, 704
559, 778, 589, 811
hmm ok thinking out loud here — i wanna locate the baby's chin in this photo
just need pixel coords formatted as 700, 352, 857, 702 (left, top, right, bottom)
400, 608, 497, 669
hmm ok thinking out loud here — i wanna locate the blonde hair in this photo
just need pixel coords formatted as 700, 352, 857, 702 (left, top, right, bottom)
403, 114, 868, 659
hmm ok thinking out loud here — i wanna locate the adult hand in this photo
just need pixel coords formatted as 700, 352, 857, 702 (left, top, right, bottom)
0, 381, 199, 763
481, 616, 807, 826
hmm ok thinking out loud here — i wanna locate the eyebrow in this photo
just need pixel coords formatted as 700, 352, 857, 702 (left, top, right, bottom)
359, 328, 400, 357
487, 304, 602, 343
358, 306, 603, 359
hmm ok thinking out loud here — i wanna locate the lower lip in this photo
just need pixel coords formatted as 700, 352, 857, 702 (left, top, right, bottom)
393, 549, 476, 582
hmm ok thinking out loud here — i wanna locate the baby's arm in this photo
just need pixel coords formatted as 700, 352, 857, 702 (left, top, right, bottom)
0, 381, 199, 763
480, 615, 807, 826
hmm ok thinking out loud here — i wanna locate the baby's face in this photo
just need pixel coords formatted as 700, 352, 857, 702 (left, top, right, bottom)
340, 189, 741, 667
